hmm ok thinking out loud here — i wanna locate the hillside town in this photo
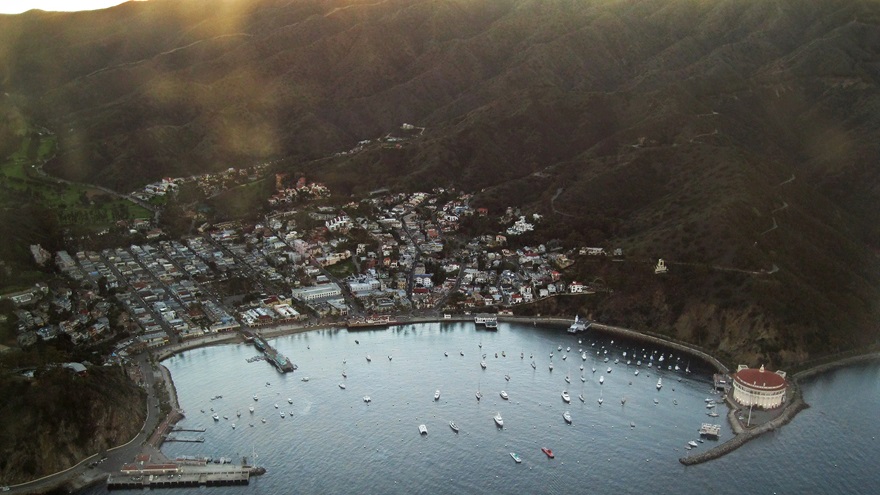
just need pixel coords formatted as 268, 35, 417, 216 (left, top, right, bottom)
8, 176, 622, 357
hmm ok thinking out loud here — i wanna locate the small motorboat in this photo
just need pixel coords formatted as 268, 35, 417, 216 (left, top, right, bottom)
549, 363, 554, 371
579, 394, 585, 403
339, 383, 346, 389
500, 390, 509, 400
481, 361, 487, 369
564, 375, 571, 384
634, 370, 640, 376
607, 367, 612, 373
288, 398, 293, 404
476, 390, 483, 401
212, 414, 219, 421
388, 355, 392, 361
342, 371, 347, 378
363, 396, 372, 403
261, 418, 266, 423
599, 376, 604, 384
232, 423, 236, 429
460, 351, 464, 356
366, 355, 372, 362
510, 452, 522, 463
253, 395, 258, 401
562, 411, 572, 424
505, 374, 510, 381
494, 412, 504, 427
434, 390, 441, 400
279, 412, 285, 418
301, 377, 310, 382
444, 351, 449, 357
541, 447, 554, 459
249, 406, 254, 413
449, 421, 460, 433
688, 440, 699, 448
561, 391, 571, 403
657, 378, 663, 390
419, 424, 428, 435
274, 403, 279, 409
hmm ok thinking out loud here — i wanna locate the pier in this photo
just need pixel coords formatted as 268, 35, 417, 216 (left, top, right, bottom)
246, 331, 296, 373
171, 427, 206, 432
107, 465, 252, 490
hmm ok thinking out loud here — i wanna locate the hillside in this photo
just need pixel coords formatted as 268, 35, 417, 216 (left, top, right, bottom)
0, 0, 878, 365
0, 366, 146, 485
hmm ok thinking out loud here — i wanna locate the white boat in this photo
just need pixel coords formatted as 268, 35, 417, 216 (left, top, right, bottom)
558, 345, 562, 351
253, 395, 258, 401
236, 410, 241, 417
561, 391, 571, 403
564, 374, 571, 384
460, 351, 464, 356
580, 375, 586, 382
301, 377, 309, 382
688, 440, 699, 448
549, 363, 554, 371
562, 355, 567, 360
597, 396, 604, 405
566, 347, 571, 352
592, 367, 596, 373
366, 355, 371, 362
232, 423, 236, 429
274, 403, 279, 409
604, 357, 609, 362
500, 390, 509, 400
531, 361, 537, 369
621, 397, 627, 405
510, 452, 522, 463
388, 355, 392, 361
607, 367, 612, 373
562, 411, 572, 424
582, 352, 587, 361
261, 418, 266, 423
494, 412, 504, 427
653, 398, 659, 404
634, 370, 639, 376
342, 371, 347, 378
480, 361, 487, 369
706, 403, 716, 409
249, 406, 254, 413
279, 412, 285, 418
505, 374, 511, 381
212, 414, 219, 421
288, 398, 293, 404
419, 424, 428, 435
339, 383, 346, 389
707, 411, 719, 417
449, 421, 460, 433
579, 394, 585, 403
476, 390, 482, 401
579, 365, 584, 371
363, 396, 372, 403
599, 376, 604, 384
434, 390, 441, 400
656, 378, 663, 390
444, 351, 449, 357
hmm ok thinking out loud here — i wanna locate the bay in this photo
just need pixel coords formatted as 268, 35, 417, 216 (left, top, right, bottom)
81, 322, 880, 494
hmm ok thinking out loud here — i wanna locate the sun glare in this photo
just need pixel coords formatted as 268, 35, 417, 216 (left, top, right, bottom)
0, 1, 141, 15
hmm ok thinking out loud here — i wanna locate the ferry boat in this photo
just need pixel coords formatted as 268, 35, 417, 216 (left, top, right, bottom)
510, 452, 522, 463
699, 423, 721, 439
561, 391, 571, 403
494, 412, 504, 427
541, 448, 554, 459
562, 411, 572, 424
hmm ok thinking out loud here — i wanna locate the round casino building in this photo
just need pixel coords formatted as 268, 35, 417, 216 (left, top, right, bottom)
732, 364, 788, 409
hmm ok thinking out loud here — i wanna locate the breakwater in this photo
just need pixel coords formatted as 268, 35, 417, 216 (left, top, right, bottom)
679, 382, 809, 465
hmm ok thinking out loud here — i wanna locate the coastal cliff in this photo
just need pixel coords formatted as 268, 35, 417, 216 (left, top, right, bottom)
0, 366, 146, 485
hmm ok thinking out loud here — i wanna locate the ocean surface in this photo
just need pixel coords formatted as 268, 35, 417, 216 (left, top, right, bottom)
82, 322, 880, 494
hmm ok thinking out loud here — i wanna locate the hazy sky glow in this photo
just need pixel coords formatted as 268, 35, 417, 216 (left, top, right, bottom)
0, 1, 140, 15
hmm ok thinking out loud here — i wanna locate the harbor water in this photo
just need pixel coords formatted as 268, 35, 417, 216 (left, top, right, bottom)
81, 322, 880, 494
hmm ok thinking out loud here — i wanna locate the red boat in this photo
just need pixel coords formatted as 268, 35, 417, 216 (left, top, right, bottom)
541, 448, 554, 459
